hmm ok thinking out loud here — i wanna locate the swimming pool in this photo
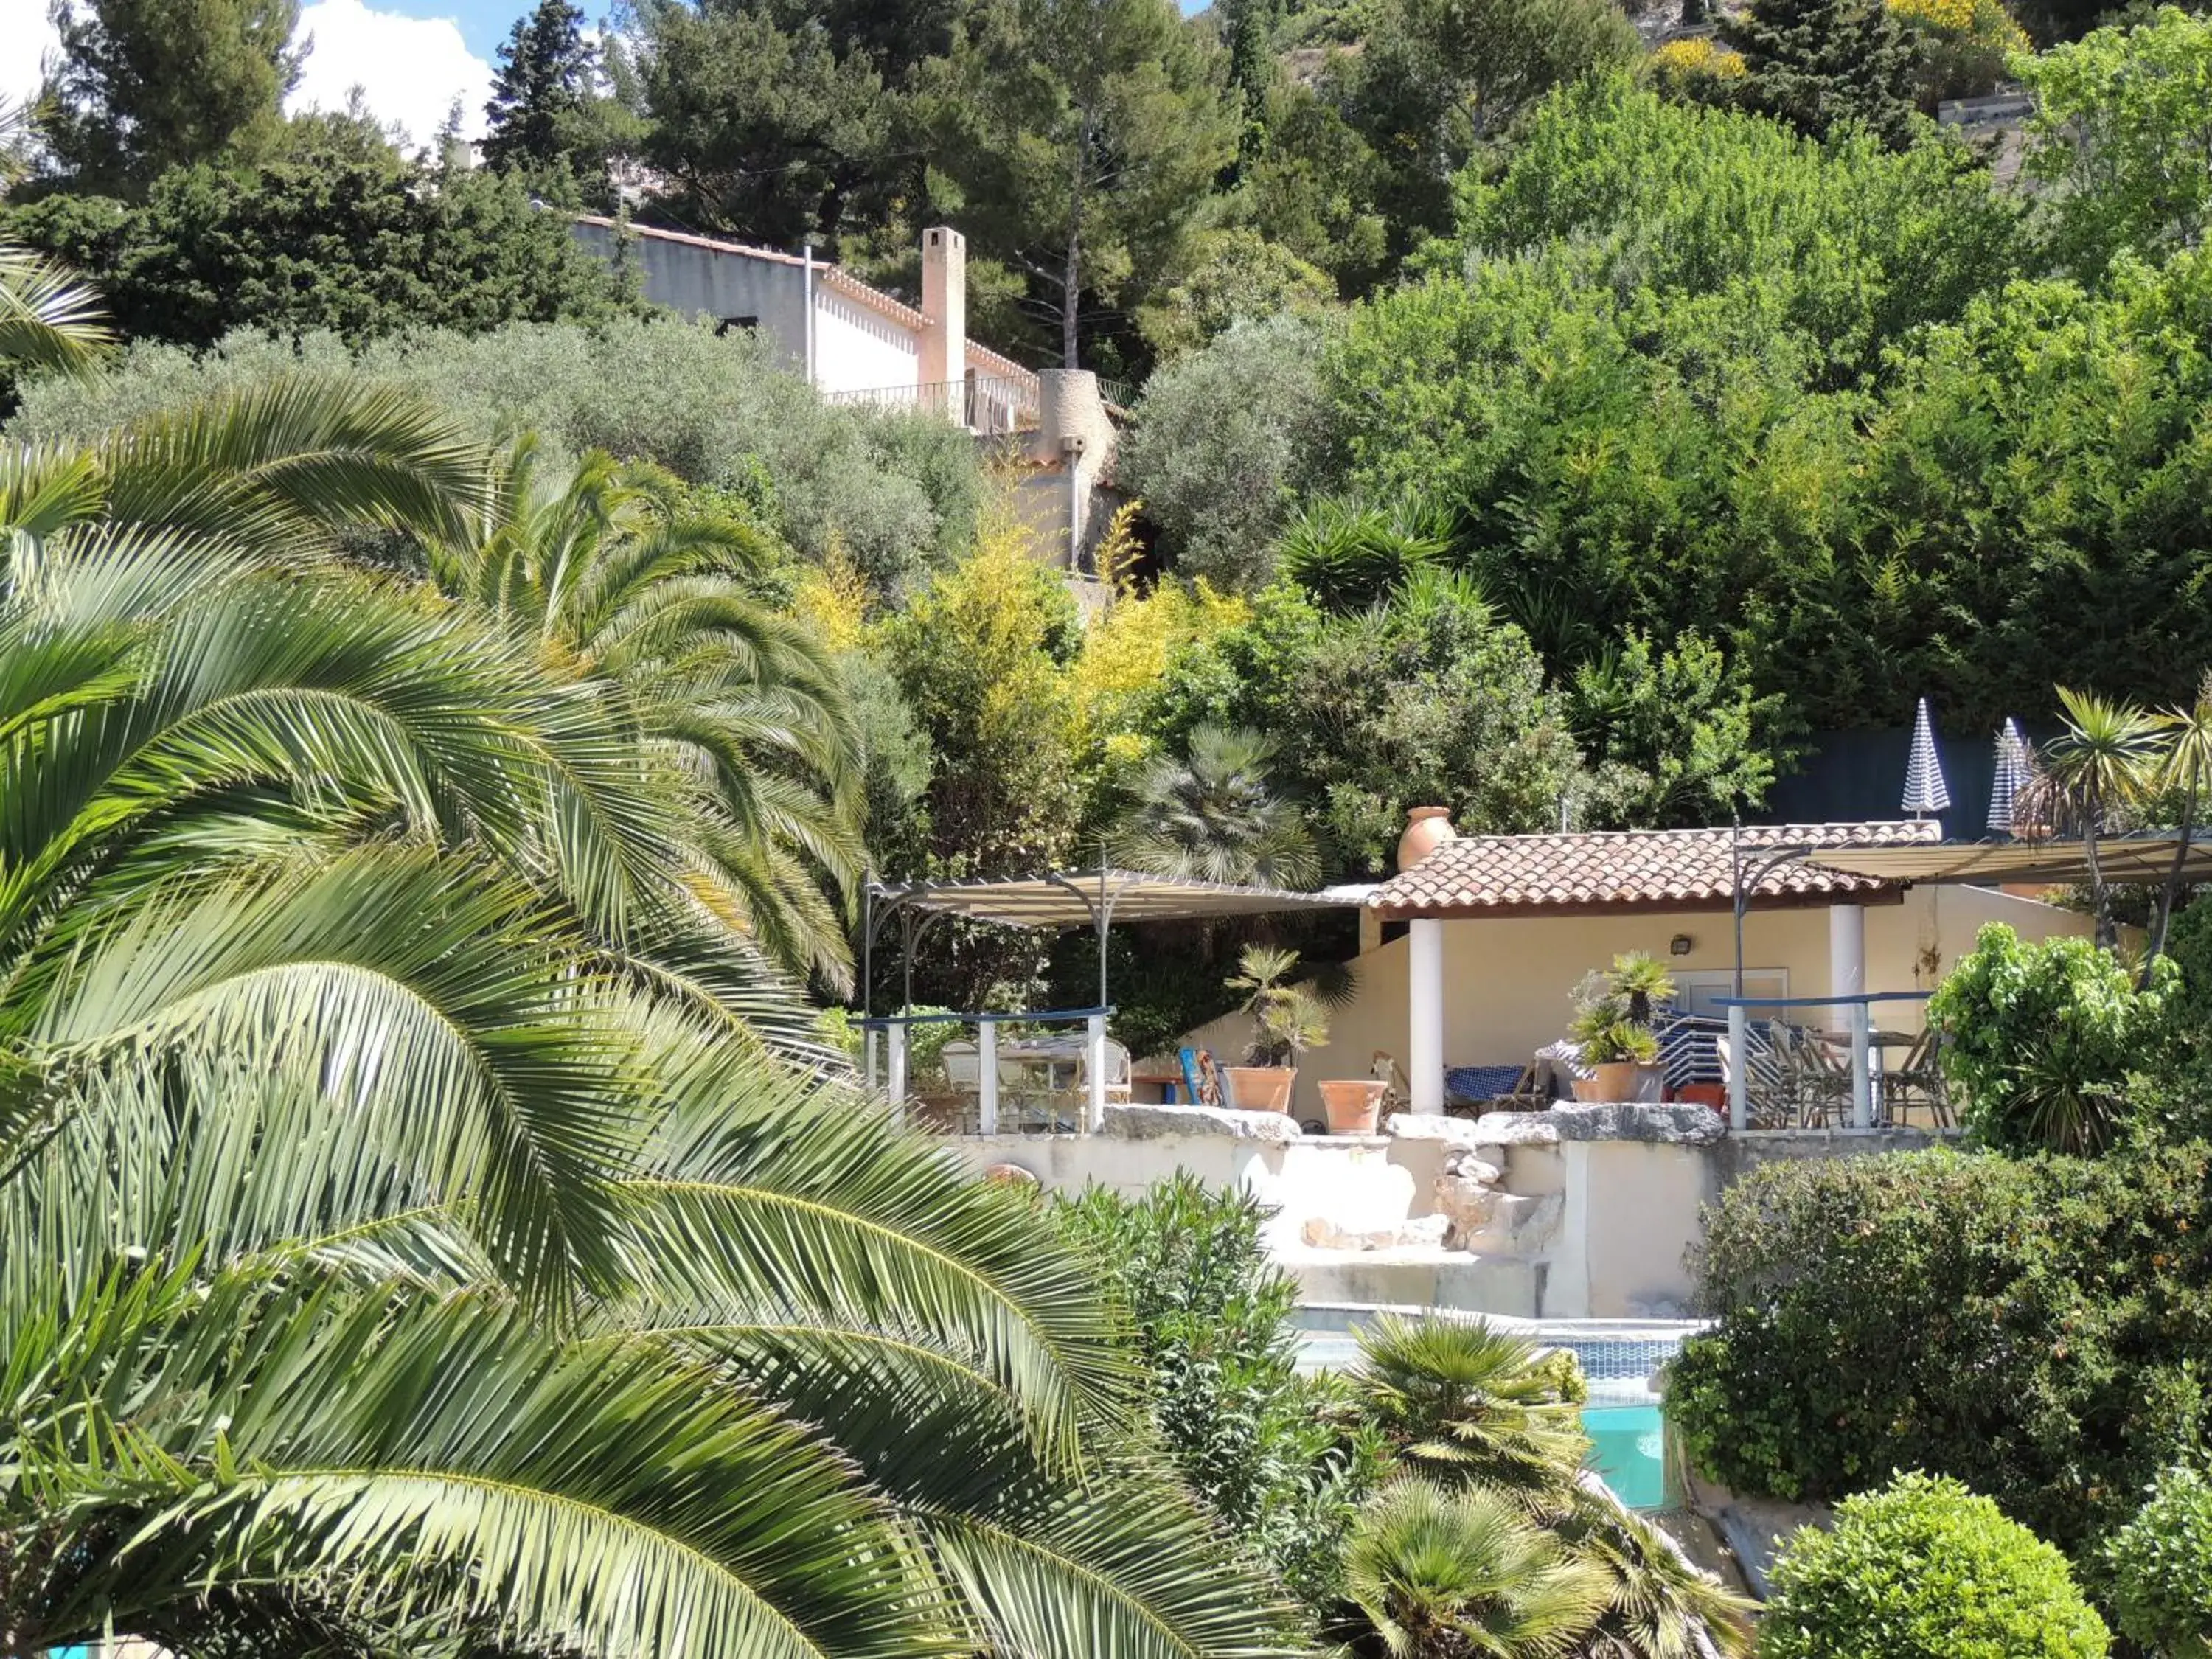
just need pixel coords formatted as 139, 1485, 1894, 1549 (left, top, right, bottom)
1293, 1310, 1702, 1511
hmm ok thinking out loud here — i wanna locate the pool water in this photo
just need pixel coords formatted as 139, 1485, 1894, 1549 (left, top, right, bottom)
1581, 1402, 1669, 1510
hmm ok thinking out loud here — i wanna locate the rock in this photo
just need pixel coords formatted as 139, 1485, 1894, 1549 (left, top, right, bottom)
1440, 1151, 1503, 1186
981, 1162, 1039, 1188
1385, 1113, 1487, 1146
1433, 1172, 1501, 1241
1101, 1103, 1301, 1143
1470, 1111, 1563, 1146
1460, 1192, 1563, 1256
1544, 1102, 1727, 1145
1301, 1213, 1453, 1251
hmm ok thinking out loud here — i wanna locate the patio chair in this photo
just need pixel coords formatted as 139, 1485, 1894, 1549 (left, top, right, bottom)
1078, 1039, 1133, 1107
1371, 1050, 1411, 1116
1178, 1046, 1225, 1109
1880, 1026, 1952, 1129
1718, 1033, 1793, 1130
1773, 1021, 1851, 1128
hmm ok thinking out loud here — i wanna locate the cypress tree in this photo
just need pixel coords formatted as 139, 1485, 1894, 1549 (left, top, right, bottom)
481, 0, 596, 175
1722, 0, 1919, 147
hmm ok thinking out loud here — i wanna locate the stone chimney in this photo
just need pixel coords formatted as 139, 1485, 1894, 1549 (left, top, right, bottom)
920, 226, 966, 398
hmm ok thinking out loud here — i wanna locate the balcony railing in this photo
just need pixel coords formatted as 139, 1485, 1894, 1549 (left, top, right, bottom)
825, 375, 1040, 434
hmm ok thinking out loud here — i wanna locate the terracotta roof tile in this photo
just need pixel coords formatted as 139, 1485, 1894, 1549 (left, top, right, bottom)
1366, 821, 1943, 918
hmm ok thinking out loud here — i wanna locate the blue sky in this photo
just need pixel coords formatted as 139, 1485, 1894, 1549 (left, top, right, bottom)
375, 0, 522, 59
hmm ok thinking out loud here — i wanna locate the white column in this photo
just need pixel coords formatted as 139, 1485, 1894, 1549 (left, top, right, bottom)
1849, 1000, 1874, 1130
1409, 918, 1445, 1115
1829, 902, 1866, 1024
887, 1024, 908, 1126
863, 1028, 878, 1094
978, 1019, 999, 1136
1085, 1013, 1107, 1134
1728, 1004, 1748, 1131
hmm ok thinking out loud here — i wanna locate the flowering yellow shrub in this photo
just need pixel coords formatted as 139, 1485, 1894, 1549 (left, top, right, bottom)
1888, 0, 2028, 49
1650, 36, 1747, 79
1067, 578, 1247, 767
791, 537, 870, 652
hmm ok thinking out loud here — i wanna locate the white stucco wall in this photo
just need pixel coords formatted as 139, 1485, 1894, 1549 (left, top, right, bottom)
810, 288, 923, 396
574, 220, 813, 372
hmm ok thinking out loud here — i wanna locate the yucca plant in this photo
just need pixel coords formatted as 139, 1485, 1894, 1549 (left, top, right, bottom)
2021, 686, 2166, 948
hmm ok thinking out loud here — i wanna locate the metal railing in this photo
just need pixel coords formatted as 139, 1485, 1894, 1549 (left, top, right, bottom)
854, 1005, 1116, 1134
825, 375, 1040, 434
1714, 992, 1933, 1132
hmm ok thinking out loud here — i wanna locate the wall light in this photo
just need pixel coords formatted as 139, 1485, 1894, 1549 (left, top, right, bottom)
1669, 934, 1694, 956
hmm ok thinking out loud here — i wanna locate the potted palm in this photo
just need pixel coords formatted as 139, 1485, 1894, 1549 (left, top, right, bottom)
1224, 945, 1329, 1113
1567, 953, 1674, 1103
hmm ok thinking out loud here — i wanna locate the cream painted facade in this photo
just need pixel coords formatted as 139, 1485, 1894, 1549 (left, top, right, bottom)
1175, 884, 2102, 1119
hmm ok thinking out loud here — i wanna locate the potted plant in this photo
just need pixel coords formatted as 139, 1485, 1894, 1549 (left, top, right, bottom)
1567, 953, 1674, 1102
1224, 945, 1328, 1113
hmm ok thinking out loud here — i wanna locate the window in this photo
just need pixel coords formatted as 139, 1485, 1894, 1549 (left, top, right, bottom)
1669, 968, 1788, 1018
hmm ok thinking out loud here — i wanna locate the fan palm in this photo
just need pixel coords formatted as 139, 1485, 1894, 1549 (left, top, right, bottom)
2021, 687, 2166, 949
425, 439, 866, 991
1110, 724, 1321, 891
1352, 1315, 1592, 1502
1551, 1486, 1755, 1658
0, 529, 1298, 1659
1341, 1478, 1611, 1659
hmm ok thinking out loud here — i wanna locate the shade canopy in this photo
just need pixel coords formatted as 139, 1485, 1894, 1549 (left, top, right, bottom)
1805, 834, 2212, 887
1987, 718, 2034, 836
1902, 697, 1952, 817
867, 868, 1366, 930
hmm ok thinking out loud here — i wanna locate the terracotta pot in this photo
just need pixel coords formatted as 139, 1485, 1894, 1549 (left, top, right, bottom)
1224, 1065, 1295, 1113
1397, 806, 1457, 872
1318, 1077, 1387, 1135
1584, 1060, 1646, 1102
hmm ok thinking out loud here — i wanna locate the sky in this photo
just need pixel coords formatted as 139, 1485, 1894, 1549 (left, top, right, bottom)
1, 0, 1210, 155
1, 0, 520, 149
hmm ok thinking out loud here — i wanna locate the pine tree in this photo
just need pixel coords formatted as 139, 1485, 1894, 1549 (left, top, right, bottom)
1721, 0, 1920, 147
481, 0, 597, 175
39, 0, 302, 195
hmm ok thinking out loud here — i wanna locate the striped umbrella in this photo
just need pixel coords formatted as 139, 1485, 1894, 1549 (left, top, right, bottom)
1987, 717, 2034, 836
1902, 697, 1952, 818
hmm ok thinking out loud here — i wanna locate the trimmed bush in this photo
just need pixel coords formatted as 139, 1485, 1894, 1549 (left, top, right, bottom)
1762, 1472, 2107, 1658
1929, 922, 2178, 1155
2107, 1462, 2212, 1656
1672, 1149, 2212, 1559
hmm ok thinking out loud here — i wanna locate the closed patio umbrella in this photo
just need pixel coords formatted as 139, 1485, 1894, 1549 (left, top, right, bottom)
1902, 697, 1952, 818
1987, 717, 2033, 836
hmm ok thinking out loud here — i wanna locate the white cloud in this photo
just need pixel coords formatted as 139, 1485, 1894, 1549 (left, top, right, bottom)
288, 0, 493, 149
0, 0, 61, 105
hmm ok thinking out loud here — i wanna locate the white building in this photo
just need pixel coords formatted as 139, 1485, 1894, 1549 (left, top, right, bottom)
571, 218, 1041, 435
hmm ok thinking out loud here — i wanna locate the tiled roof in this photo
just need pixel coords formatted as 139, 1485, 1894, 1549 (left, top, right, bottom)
1366, 821, 1944, 918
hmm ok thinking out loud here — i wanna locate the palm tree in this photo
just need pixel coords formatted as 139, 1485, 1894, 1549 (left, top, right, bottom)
2021, 687, 2166, 949
1551, 1487, 1755, 1658
2146, 671, 2212, 977
1342, 1479, 1611, 1659
426, 438, 866, 990
0, 102, 111, 380
1110, 724, 1321, 890
1352, 1315, 1592, 1503
0, 259, 1293, 1659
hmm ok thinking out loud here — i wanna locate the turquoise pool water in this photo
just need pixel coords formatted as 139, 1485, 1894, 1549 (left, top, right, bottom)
1293, 1316, 1691, 1511
1582, 1402, 1668, 1510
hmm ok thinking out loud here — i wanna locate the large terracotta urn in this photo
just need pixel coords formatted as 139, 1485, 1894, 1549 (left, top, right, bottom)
1318, 1078, 1387, 1135
1398, 806, 1457, 872
1224, 1065, 1295, 1113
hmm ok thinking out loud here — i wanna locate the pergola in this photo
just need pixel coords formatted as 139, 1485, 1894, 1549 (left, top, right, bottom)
859, 867, 1364, 1128
1801, 832, 2212, 888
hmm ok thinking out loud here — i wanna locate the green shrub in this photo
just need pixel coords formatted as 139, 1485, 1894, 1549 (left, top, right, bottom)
1053, 1175, 1382, 1611
2107, 1462, 2212, 1656
1762, 1472, 2108, 1659
1673, 1149, 2212, 1560
1930, 922, 2180, 1155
